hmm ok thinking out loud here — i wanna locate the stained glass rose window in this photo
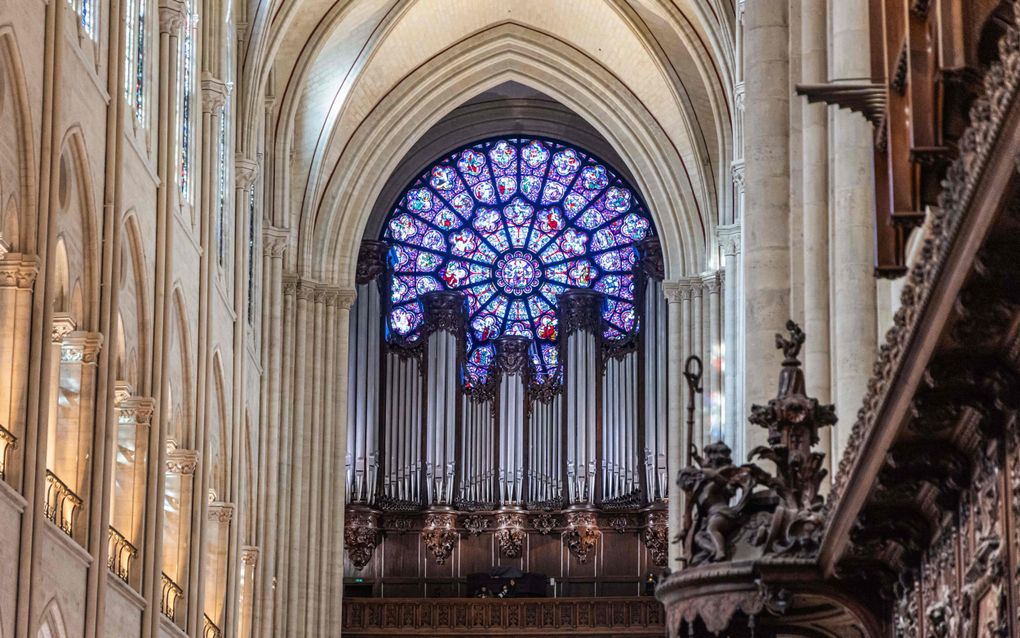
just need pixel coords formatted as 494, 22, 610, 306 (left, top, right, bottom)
382, 137, 654, 384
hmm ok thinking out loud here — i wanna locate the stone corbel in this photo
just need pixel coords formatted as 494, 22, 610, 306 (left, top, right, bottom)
0, 253, 40, 289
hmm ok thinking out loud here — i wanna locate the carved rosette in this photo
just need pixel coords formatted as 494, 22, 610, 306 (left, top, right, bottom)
643, 510, 669, 568
421, 291, 466, 338
563, 511, 600, 564
495, 335, 531, 378
356, 240, 388, 285
422, 512, 458, 565
495, 512, 526, 559
557, 289, 603, 338
344, 509, 380, 571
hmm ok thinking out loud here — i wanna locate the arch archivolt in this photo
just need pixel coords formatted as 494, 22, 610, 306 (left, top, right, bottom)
167, 285, 194, 447
306, 25, 704, 287
54, 127, 100, 331
119, 211, 149, 389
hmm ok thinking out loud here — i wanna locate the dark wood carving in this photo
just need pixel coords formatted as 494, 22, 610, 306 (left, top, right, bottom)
345, 508, 381, 571
421, 290, 467, 338
557, 289, 603, 338
357, 240, 389, 285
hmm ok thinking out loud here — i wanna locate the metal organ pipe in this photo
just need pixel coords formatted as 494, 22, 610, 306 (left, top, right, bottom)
421, 291, 464, 507
559, 290, 603, 505
345, 279, 382, 505
643, 277, 669, 501
494, 336, 529, 506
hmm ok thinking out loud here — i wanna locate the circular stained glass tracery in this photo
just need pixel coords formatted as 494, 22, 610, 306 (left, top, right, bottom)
382, 137, 655, 385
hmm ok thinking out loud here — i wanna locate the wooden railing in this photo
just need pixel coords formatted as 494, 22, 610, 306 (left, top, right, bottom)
160, 572, 184, 622
107, 525, 138, 583
203, 613, 222, 638
341, 597, 665, 636
44, 470, 82, 537
0, 424, 16, 482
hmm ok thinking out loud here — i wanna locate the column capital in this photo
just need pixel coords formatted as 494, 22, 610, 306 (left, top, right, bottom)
282, 274, 298, 297
734, 81, 745, 113
262, 226, 289, 258
236, 156, 259, 189
61, 331, 103, 363
716, 224, 742, 256
295, 280, 316, 301
241, 546, 259, 567
730, 160, 746, 194
0, 253, 40, 289
158, 0, 186, 34
201, 75, 229, 113
207, 501, 235, 523
702, 270, 724, 293
51, 314, 77, 343
116, 395, 156, 426
165, 442, 200, 474
336, 289, 357, 310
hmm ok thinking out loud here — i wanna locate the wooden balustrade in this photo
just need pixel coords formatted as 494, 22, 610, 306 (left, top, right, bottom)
107, 525, 138, 583
44, 470, 82, 537
160, 572, 183, 622
342, 597, 665, 636
0, 424, 16, 482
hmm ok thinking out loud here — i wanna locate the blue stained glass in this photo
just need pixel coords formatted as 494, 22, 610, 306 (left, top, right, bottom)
382, 137, 655, 382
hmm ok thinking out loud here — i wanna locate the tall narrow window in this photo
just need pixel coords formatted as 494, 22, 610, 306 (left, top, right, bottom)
69, 0, 98, 40
216, 102, 229, 269
124, 0, 146, 123
246, 185, 256, 325
177, 5, 197, 201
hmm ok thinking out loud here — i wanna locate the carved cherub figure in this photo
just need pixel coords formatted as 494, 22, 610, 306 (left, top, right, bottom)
677, 442, 752, 563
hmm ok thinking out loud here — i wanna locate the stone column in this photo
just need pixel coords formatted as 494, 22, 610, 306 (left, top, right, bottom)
704, 272, 723, 442
238, 547, 259, 638
690, 283, 704, 448
662, 282, 684, 567
742, 0, 790, 454
204, 500, 234, 630
0, 254, 39, 486
830, 0, 876, 459
716, 226, 741, 453
329, 290, 356, 634
111, 384, 155, 585
55, 331, 104, 518
801, 0, 832, 476
163, 444, 200, 627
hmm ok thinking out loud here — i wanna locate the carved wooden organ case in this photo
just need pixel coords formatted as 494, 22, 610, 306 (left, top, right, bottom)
342, 237, 671, 592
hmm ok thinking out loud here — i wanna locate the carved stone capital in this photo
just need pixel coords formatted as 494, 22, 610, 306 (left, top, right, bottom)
703, 271, 724, 294
51, 314, 77, 343
200, 75, 228, 113
422, 291, 466, 337
0, 253, 40, 289
165, 444, 200, 474
295, 280, 316, 301
563, 510, 600, 564
422, 512, 457, 565
717, 224, 742, 257
282, 275, 298, 297
730, 160, 746, 193
356, 240, 388, 285
495, 511, 527, 559
158, 0, 186, 34
235, 156, 258, 189
207, 501, 234, 523
734, 81, 746, 113
241, 546, 259, 567
336, 289, 356, 310
116, 395, 156, 427
61, 331, 104, 364
262, 226, 289, 258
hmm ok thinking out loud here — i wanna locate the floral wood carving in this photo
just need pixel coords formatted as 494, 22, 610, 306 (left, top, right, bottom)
563, 511, 600, 564
356, 240, 388, 285
643, 510, 669, 567
495, 512, 526, 558
532, 513, 558, 535
462, 514, 490, 536
422, 512, 458, 565
344, 509, 380, 571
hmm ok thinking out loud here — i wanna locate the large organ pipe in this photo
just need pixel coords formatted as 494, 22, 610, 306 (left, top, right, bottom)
559, 290, 603, 505
421, 291, 465, 507
495, 336, 529, 505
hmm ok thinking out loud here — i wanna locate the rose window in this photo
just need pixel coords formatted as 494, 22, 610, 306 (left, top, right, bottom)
382, 137, 654, 384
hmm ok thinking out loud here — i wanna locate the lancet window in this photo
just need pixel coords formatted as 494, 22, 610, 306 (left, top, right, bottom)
177, 4, 196, 201
124, 0, 147, 123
